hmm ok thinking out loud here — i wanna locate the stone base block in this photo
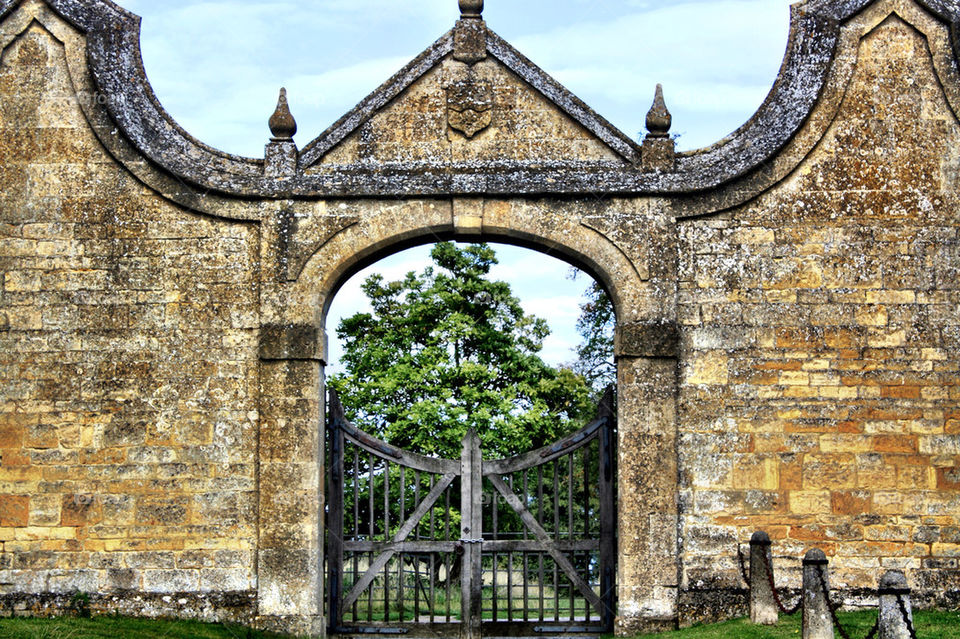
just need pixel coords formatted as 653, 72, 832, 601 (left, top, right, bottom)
0, 591, 257, 623
255, 613, 326, 637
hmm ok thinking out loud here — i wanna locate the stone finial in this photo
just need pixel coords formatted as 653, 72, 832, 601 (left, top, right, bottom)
645, 84, 672, 138
459, 0, 483, 19
641, 84, 676, 171
269, 87, 297, 140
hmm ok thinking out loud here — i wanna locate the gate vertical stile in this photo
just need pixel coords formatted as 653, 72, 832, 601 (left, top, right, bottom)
597, 388, 616, 633
460, 429, 483, 639
327, 390, 346, 630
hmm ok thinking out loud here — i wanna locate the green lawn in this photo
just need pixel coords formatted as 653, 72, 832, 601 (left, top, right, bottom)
631, 610, 960, 639
0, 610, 957, 638
0, 616, 285, 639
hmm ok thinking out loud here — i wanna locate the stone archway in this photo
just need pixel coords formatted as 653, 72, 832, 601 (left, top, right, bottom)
256, 195, 682, 634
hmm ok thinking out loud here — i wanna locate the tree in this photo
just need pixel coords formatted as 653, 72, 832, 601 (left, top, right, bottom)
570, 278, 616, 394
329, 242, 596, 460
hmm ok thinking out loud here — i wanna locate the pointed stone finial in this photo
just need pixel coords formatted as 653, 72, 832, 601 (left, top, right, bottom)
459, 0, 483, 18
269, 88, 297, 140
645, 84, 671, 138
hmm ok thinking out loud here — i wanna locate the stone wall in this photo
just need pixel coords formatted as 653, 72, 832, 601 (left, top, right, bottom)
1, 0, 959, 635
676, 11, 960, 621
0, 17, 261, 620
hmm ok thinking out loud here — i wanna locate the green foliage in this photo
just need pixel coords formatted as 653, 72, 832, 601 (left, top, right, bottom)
329, 242, 596, 459
571, 279, 616, 394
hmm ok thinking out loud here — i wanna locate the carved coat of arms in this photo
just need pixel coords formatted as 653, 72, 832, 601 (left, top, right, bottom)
446, 77, 493, 138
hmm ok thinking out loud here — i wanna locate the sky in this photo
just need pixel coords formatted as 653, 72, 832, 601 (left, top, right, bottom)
118, 0, 796, 371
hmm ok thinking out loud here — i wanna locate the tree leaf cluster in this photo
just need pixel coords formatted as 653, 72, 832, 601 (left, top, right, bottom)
329, 242, 596, 460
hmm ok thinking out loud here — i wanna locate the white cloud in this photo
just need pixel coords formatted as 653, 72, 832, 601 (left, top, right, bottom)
129, 0, 796, 155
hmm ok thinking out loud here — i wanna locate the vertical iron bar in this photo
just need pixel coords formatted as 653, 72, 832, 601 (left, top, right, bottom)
492, 550, 498, 622
523, 550, 529, 622
507, 475, 513, 621
492, 472, 498, 623
567, 454, 574, 540
369, 453, 375, 538
445, 488, 452, 621
583, 444, 591, 536
384, 555, 390, 622
352, 447, 360, 621
398, 465, 404, 621
429, 474, 436, 624
553, 460, 560, 621
522, 470, 529, 622
384, 459, 391, 622
415, 552, 421, 621
537, 466, 544, 622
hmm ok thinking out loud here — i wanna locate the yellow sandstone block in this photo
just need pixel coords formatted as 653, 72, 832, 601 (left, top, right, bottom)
790, 491, 831, 514
779, 371, 810, 386
820, 434, 872, 453
868, 329, 906, 348
866, 290, 916, 304
733, 457, 779, 490
687, 351, 729, 385
765, 290, 797, 303
802, 359, 832, 371
856, 306, 888, 327
15, 526, 76, 541
183, 538, 252, 551
819, 386, 859, 399
930, 543, 960, 557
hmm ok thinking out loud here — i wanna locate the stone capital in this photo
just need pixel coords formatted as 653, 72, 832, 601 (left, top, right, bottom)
259, 324, 327, 362
616, 321, 680, 359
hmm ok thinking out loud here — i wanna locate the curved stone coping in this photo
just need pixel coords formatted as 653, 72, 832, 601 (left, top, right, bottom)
673, 0, 960, 185
5, 0, 959, 200
0, 0, 265, 187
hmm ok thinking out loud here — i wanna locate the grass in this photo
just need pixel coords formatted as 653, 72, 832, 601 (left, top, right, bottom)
0, 616, 286, 639
630, 610, 960, 639
0, 610, 957, 638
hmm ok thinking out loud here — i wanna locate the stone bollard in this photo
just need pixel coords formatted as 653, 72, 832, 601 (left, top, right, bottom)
802, 548, 833, 639
750, 531, 778, 625
878, 570, 914, 639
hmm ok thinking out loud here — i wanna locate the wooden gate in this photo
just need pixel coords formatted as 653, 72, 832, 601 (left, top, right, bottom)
326, 390, 616, 639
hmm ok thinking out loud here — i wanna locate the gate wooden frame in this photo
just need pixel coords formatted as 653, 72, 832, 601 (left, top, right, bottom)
326, 390, 616, 638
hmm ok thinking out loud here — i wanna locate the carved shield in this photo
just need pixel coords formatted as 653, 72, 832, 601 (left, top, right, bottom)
446, 78, 493, 138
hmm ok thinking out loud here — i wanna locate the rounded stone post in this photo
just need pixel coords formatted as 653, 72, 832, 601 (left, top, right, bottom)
750, 531, 778, 625
878, 570, 913, 639
802, 549, 833, 639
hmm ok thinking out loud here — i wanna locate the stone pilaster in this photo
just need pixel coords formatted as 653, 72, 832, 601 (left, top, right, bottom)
256, 328, 326, 634
615, 322, 680, 634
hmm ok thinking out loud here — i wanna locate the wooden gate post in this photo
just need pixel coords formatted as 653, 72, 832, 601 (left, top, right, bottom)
326, 390, 346, 630
460, 429, 483, 639
598, 388, 617, 632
